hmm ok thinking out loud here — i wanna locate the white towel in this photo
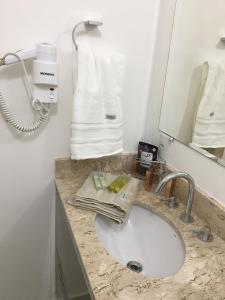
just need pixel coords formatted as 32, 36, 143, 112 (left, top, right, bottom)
192, 62, 225, 148
71, 43, 125, 160
68, 172, 141, 224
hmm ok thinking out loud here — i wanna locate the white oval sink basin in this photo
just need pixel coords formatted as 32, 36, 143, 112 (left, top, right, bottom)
95, 205, 185, 278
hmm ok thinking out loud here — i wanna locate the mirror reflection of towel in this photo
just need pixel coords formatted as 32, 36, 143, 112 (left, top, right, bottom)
192, 61, 225, 148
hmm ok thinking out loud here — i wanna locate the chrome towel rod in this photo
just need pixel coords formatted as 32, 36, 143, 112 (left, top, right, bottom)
72, 20, 103, 50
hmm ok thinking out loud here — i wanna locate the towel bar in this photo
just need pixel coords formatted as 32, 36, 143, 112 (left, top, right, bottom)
72, 20, 103, 50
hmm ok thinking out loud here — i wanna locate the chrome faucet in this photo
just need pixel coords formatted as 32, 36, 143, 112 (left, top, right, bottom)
155, 172, 195, 223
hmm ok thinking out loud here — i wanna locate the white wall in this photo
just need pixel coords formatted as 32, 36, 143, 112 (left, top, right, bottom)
0, 1, 160, 299
145, 0, 225, 206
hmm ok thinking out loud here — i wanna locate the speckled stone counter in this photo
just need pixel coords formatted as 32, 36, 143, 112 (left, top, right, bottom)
55, 156, 225, 300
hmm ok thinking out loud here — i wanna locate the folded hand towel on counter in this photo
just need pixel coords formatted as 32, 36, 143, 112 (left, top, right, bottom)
71, 42, 125, 160
192, 61, 225, 148
68, 173, 141, 224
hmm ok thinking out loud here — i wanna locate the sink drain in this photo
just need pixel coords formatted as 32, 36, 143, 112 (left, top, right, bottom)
127, 261, 143, 273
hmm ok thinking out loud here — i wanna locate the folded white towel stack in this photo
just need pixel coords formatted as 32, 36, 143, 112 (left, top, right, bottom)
68, 172, 140, 224
192, 62, 225, 148
71, 42, 125, 159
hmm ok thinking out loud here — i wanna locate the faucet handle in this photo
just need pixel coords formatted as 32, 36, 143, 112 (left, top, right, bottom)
193, 225, 213, 242
160, 196, 178, 209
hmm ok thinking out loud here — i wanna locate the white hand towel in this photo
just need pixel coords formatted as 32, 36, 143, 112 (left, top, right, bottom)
71, 43, 125, 160
68, 173, 141, 224
192, 62, 225, 148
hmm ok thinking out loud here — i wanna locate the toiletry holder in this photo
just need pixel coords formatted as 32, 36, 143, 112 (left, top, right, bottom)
131, 157, 175, 196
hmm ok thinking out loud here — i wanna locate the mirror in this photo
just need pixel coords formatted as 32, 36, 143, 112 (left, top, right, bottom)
159, 0, 225, 167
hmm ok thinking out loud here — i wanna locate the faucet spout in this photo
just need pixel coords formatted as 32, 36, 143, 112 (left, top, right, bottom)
155, 172, 195, 223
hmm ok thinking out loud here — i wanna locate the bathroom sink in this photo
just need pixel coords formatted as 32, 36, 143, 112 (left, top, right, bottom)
95, 205, 185, 278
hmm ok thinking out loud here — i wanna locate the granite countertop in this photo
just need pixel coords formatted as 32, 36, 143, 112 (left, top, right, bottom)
55, 157, 225, 300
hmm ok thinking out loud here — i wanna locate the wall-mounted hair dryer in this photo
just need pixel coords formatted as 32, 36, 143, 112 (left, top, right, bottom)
0, 43, 58, 133
2, 43, 58, 104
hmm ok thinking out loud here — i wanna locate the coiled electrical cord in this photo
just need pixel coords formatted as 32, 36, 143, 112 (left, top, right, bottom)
0, 52, 50, 133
